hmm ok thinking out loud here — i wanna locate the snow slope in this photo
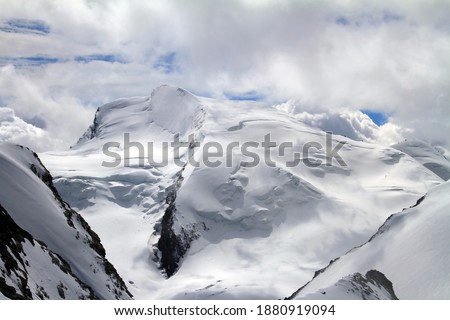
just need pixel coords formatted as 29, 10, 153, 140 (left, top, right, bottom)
290, 179, 450, 300
0, 203, 95, 299
0, 143, 131, 299
392, 139, 450, 181
40, 85, 444, 299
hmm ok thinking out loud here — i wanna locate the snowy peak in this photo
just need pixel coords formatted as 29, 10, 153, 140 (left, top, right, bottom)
40, 86, 446, 299
76, 96, 151, 145
149, 85, 204, 135
76, 85, 204, 147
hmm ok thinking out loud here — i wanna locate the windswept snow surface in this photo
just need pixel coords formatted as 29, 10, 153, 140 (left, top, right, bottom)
0, 143, 131, 299
392, 139, 450, 181
41, 85, 443, 299
291, 179, 450, 300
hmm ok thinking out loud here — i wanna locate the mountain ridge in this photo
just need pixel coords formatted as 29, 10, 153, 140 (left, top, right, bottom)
27, 85, 448, 299
0, 143, 131, 299
290, 179, 450, 299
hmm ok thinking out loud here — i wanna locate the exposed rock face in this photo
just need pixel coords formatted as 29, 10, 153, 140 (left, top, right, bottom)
156, 169, 199, 278
0, 144, 132, 300
363, 270, 398, 299
0, 204, 96, 300
75, 109, 99, 146
289, 269, 398, 300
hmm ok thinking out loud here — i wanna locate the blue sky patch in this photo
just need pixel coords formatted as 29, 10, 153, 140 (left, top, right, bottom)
0, 54, 125, 67
361, 109, 389, 126
24, 56, 59, 64
0, 19, 50, 35
0, 56, 60, 67
25, 115, 47, 129
336, 17, 350, 26
335, 11, 403, 28
381, 11, 403, 23
74, 54, 125, 63
225, 91, 264, 101
153, 52, 179, 74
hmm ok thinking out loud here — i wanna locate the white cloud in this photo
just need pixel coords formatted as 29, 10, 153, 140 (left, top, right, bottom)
0, 65, 95, 150
274, 100, 406, 145
0, 0, 449, 151
0, 107, 55, 151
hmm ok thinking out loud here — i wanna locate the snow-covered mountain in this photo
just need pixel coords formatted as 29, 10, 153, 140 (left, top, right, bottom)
34, 85, 447, 299
289, 179, 450, 300
0, 143, 131, 299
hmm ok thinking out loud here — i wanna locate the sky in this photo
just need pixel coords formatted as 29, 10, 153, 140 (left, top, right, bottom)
0, 0, 449, 152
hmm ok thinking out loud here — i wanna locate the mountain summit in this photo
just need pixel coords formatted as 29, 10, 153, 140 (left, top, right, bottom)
2, 85, 446, 299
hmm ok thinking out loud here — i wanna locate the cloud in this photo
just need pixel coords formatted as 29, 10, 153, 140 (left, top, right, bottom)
0, 65, 95, 150
0, 0, 449, 151
0, 107, 55, 151
274, 100, 393, 143
275, 100, 412, 146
